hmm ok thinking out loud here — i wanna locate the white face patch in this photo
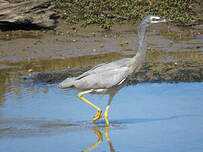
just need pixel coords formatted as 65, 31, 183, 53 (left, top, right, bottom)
150, 16, 168, 24
150, 16, 161, 23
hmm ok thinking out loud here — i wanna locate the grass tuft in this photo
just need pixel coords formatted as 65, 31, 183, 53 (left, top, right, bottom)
55, 0, 199, 29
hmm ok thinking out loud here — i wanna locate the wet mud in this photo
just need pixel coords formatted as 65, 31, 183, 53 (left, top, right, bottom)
0, 21, 203, 84
29, 53, 203, 84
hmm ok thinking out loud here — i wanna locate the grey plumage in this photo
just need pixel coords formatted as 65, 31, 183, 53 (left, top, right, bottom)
59, 15, 169, 91
58, 15, 171, 126
59, 58, 131, 90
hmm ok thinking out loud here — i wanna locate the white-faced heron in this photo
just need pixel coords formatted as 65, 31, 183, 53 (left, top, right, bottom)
59, 15, 171, 126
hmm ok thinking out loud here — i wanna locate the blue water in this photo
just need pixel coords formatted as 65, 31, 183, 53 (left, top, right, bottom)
0, 82, 203, 152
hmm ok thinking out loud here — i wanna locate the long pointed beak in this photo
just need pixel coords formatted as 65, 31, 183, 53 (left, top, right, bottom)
160, 19, 173, 23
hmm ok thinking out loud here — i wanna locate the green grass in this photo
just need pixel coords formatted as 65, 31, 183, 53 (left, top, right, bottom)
55, 0, 199, 29
14, 0, 30, 3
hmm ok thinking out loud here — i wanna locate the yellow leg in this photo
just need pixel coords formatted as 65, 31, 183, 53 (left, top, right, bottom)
104, 94, 114, 127
104, 127, 110, 141
78, 90, 102, 122
82, 127, 103, 152
105, 127, 115, 152
104, 105, 110, 126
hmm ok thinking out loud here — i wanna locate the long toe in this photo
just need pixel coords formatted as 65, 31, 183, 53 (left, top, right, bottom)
92, 110, 102, 122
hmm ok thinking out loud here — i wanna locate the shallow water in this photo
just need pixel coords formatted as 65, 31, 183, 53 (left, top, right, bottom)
0, 82, 203, 152
0, 23, 203, 151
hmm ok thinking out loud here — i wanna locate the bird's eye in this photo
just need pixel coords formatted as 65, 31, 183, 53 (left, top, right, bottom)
152, 18, 160, 21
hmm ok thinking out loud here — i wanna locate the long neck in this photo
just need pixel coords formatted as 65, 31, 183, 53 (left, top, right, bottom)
135, 22, 148, 59
129, 22, 148, 73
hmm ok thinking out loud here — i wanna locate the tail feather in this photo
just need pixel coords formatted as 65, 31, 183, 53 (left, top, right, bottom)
58, 77, 76, 88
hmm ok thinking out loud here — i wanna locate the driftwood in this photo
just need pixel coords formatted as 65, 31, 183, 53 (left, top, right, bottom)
0, 0, 57, 30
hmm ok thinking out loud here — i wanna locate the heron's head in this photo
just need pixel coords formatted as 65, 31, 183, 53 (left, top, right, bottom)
142, 15, 171, 25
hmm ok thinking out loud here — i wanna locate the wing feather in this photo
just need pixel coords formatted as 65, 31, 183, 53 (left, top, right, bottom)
59, 58, 132, 89
74, 67, 129, 89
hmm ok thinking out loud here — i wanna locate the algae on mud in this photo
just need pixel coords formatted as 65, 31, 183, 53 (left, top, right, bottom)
55, 0, 202, 29
31, 56, 203, 84
1, 50, 202, 85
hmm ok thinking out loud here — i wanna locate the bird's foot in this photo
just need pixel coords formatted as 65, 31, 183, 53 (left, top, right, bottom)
92, 110, 102, 122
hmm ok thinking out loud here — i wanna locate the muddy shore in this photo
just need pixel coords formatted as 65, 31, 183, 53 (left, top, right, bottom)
0, 20, 203, 84
0, 2, 203, 150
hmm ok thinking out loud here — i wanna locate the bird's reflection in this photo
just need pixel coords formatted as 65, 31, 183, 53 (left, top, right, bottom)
82, 127, 115, 152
